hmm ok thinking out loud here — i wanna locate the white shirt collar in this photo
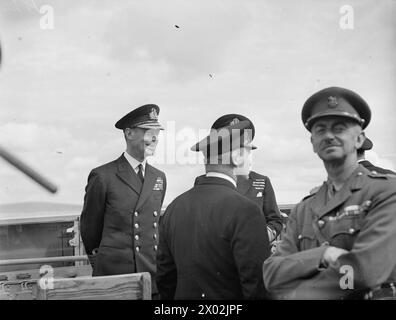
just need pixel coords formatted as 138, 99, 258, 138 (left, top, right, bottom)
206, 172, 237, 188
123, 152, 146, 174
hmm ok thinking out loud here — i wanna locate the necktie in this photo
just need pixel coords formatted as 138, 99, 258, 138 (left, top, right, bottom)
327, 182, 337, 201
137, 164, 144, 183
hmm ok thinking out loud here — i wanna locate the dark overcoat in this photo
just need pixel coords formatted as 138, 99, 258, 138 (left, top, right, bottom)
157, 176, 270, 300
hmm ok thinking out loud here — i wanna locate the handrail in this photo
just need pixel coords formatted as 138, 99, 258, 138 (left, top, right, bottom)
0, 255, 88, 267
278, 204, 295, 211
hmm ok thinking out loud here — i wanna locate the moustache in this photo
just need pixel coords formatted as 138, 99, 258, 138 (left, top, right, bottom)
144, 144, 157, 153
321, 140, 342, 150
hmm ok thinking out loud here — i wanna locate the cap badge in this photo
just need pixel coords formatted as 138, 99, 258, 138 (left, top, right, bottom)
149, 108, 158, 120
229, 118, 240, 126
327, 96, 338, 108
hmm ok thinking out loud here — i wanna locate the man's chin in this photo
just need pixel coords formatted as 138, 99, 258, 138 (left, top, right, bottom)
319, 153, 346, 165
144, 149, 156, 157
319, 148, 342, 158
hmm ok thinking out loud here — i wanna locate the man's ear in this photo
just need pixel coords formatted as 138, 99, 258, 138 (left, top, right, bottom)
356, 130, 366, 150
230, 149, 243, 167
124, 128, 135, 141
310, 135, 318, 154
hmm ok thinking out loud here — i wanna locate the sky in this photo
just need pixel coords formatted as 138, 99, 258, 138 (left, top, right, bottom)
0, 0, 395, 208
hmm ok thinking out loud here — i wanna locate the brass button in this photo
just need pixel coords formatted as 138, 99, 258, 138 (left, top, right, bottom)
134, 223, 139, 229
153, 222, 158, 228
153, 211, 158, 217
357, 172, 363, 176
318, 220, 325, 228
153, 234, 157, 240
154, 245, 158, 251
135, 235, 139, 241
135, 246, 140, 252
298, 234, 302, 240
201, 293, 205, 298
349, 228, 355, 234
134, 212, 139, 217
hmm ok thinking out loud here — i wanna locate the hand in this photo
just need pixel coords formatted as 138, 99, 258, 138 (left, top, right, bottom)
267, 227, 276, 242
88, 254, 97, 268
87, 248, 98, 268
271, 240, 282, 254
322, 246, 349, 266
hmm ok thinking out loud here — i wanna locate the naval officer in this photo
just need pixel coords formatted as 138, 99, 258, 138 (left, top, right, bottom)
213, 114, 283, 241
194, 114, 283, 242
357, 137, 396, 175
80, 104, 167, 296
157, 116, 271, 299
263, 87, 396, 299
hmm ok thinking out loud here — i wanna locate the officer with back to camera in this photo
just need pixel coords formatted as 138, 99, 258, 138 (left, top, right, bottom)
157, 115, 271, 299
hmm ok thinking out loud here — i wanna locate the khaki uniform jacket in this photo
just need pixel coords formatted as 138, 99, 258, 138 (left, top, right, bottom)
80, 155, 166, 293
263, 165, 396, 299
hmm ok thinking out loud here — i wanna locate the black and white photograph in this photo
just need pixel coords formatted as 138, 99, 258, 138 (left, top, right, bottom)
0, 0, 395, 309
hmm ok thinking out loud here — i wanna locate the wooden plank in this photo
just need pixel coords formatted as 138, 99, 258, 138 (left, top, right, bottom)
0, 264, 92, 282
141, 272, 151, 300
35, 272, 151, 300
0, 280, 37, 300
73, 220, 83, 267
0, 265, 93, 300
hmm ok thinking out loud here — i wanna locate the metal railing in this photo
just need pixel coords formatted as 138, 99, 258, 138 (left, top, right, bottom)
0, 255, 88, 267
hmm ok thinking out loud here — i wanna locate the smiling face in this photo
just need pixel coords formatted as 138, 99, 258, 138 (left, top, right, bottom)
310, 117, 365, 164
125, 127, 160, 161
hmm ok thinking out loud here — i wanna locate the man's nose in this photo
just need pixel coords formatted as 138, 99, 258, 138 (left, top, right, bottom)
146, 138, 158, 145
323, 129, 336, 139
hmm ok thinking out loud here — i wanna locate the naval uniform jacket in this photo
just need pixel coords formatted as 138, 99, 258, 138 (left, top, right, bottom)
80, 155, 166, 293
237, 171, 283, 236
194, 172, 283, 237
359, 160, 396, 175
156, 176, 271, 300
263, 165, 396, 299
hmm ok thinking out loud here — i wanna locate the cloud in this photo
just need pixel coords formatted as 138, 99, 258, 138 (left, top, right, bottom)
102, 0, 251, 81
0, 0, 41, 22
0, 122, 91, 202
0, 122, 71, 151
0, 0, 395, 207
65, 156, 99, 171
